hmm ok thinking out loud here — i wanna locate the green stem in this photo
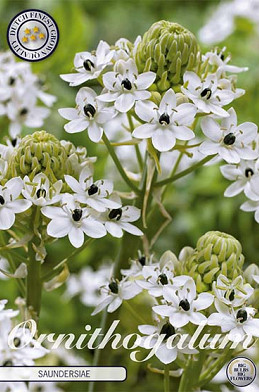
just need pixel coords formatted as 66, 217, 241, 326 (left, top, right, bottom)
198, 347, 232, 387
127, 112, 143, 170
26, 240, 42, 322
164, 364, 170, 392
102, 132, 140, 194
155, 155, 215, 188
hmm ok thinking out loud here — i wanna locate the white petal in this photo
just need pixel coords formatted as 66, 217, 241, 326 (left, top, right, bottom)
58, 108, 78, 121
133, 123, 157, 139
156, 345, 177, 364
115, 94, 135, 113
60, 73, 91, 86
105, 222, 123, 237
88, 122, 103, 143
152, 130, 176, 152
171, 125, 195, 141
47, 218, 71, 238
160, 89, 176, 112
119, 222, 143, 236
81, 219, 106, 238
64, 119, 88, 134
0, 208, 15, 229
172, 103, 197, 125
68, 226, 84, 248
135, 100, 157, 122
224, 180, 245, 197
201, 117, 222, 141
199, 140, 219, 155
193, 293, 214, 311
107, 297, 122, 313
135, 72, 156, 90
64, 175, 82, 193
8, 199, 31, 213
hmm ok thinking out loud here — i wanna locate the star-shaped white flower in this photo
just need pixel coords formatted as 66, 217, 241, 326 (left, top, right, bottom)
213, 274, 254, 308
221, 159, 259, 199
0, 178, 32, 230
182, 71, 235, 118
92, 278, 142, 315
153, 278, 214, 328
199, 108, 258, 163
202, 48, 248, 75
208, 299, 259, 341
22, 173, 62, 206
101, 205, 143, 238
64, 165, 120, 212
41, 194, 107, 248
59, 87, 114, 142
138, 321, 197, 364
98, 58, 156, 112
60, 41, 114, 86
133, 89, 196, 152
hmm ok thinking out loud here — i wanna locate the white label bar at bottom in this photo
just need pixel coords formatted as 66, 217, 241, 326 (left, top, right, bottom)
0, 367, 127, 382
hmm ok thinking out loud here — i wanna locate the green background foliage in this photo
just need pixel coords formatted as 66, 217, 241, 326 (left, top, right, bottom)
0, 1, 259, 391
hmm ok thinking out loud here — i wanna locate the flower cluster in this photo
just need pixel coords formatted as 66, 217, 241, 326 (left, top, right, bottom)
0, 51, 56, 138
0, 130, 143, 252
91, 231, 259, 365
59, 21, 257, 164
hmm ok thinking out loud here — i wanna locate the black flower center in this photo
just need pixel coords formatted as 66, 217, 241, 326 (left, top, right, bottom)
14, 337, 21, 347
245, 168, 254, 178
11, 138, 17, 147
8, 77, 16, 86
236, 309, 247, 323
138, 256, 146, 266
109, 281, 119, 294
224, 289, 235, 301
160, 322, 176, 341
158, 273, 168, 285
109, 208, 122, 221
179, 299, 190, 311
88, 184, 98, 196
83, 104, 96, 118
200, 88, 212, 99
72, 208, 83, 222
83, 59, 94, 71
223, 133, 236, 146
36, 188, 47, 198
20, 108, 28, 116
121, 78, 132, 90
0, 195, 5, 205
159, 113, 170, 125
3, 360, 13, 366
220, 54, 225, 61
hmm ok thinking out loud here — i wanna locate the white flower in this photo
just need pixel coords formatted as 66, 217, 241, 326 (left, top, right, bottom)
138, 321, 196, 364
41, 194, 106, 248
0, 318, 48, 366
65, 264, 112, 306
0, 178, 32, 230
213, 275, 254, 308
207, 299, 259, 341
182, 72, 235, 118
121, 252, 156, 278
22, 173, 62, 206
202, 48, 248, 76
101, 205, 143, 238
0, 300, 19, 320
137, 262, 189, 298
153, 278, 214, 328
98, 58, 156, 112
65, 165, 120, 212
60, 41, 114, 86
133, 89, 196, 152
92, 278, 142, 315
59, 87, 114, 142
221, 160, 259, 199
199, 108, 258, 163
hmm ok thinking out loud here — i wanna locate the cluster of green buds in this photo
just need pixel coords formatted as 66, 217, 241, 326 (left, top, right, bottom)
4, 131, 90, 186
182, 231, 245, 293
135, 20, 200, 92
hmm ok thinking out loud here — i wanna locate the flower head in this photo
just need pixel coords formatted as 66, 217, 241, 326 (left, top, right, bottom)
133, 89, 196, 152
22, 173, 62, 206
101, 205, 143, 238
60, 41, 114, 86
199, 108, 258, 163
59, 87, 114, 142
98, 59, 156, 113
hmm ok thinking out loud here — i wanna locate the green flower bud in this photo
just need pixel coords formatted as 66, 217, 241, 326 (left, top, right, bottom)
183, 231, 244, 293
243, 264, 259, 286
5, 131, 91, 185
7, 131, 67, 183
135, 20, 200, 92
